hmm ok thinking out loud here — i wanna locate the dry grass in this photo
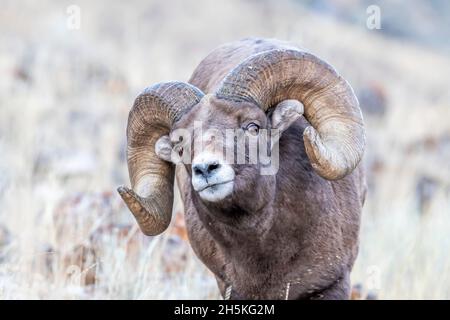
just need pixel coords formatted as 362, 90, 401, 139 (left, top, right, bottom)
0, 0, 449, 299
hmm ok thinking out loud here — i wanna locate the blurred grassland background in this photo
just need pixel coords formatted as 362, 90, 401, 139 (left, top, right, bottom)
0, 0, 449, 299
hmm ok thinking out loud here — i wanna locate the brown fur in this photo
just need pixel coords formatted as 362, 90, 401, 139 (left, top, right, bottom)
172, 38, 366, 299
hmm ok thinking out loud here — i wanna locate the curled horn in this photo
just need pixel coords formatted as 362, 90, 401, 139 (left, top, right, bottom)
216, 49, 365, 180
118, 82, 204, 235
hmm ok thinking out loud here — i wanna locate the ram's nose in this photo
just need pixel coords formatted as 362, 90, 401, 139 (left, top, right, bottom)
192, 161, 221, 179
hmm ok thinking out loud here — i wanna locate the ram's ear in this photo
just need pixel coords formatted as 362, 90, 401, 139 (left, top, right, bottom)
269, 99, 304, 133
155, 135, 173, 163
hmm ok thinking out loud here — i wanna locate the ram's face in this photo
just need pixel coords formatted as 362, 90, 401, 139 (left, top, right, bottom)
170, 95, 269, 203
119, 45, 364, 236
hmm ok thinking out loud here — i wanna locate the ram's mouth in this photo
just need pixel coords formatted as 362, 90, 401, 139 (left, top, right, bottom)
198, 180, 234, 192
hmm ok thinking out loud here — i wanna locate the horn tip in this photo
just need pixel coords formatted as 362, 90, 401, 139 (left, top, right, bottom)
117, 185, 135, 202
117, 185, 128, 195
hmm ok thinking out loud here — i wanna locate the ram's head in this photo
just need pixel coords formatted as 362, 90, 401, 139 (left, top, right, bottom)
118, 49, 365, 235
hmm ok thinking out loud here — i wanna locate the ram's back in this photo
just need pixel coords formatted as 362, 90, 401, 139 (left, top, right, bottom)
189, 38, 300, 94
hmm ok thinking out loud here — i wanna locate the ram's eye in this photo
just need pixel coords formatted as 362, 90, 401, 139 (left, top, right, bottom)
178, 147, 184, 157
245, 123, 260, 136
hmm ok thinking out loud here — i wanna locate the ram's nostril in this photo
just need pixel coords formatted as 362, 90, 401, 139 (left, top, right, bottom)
194, 166, 204, 176
193, 162, 221, 178
208, 163, 220, 172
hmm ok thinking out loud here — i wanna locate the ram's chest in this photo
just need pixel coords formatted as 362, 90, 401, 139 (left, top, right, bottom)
184, 207, 293, 299
225, 277, 289, 300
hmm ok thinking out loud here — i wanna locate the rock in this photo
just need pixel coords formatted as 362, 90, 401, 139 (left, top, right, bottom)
357, 82, 387, 117
0, 225, 12, 262
416, 175, 440, 215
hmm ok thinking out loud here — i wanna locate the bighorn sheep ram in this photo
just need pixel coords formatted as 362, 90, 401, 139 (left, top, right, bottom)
118, 38, 366, 299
